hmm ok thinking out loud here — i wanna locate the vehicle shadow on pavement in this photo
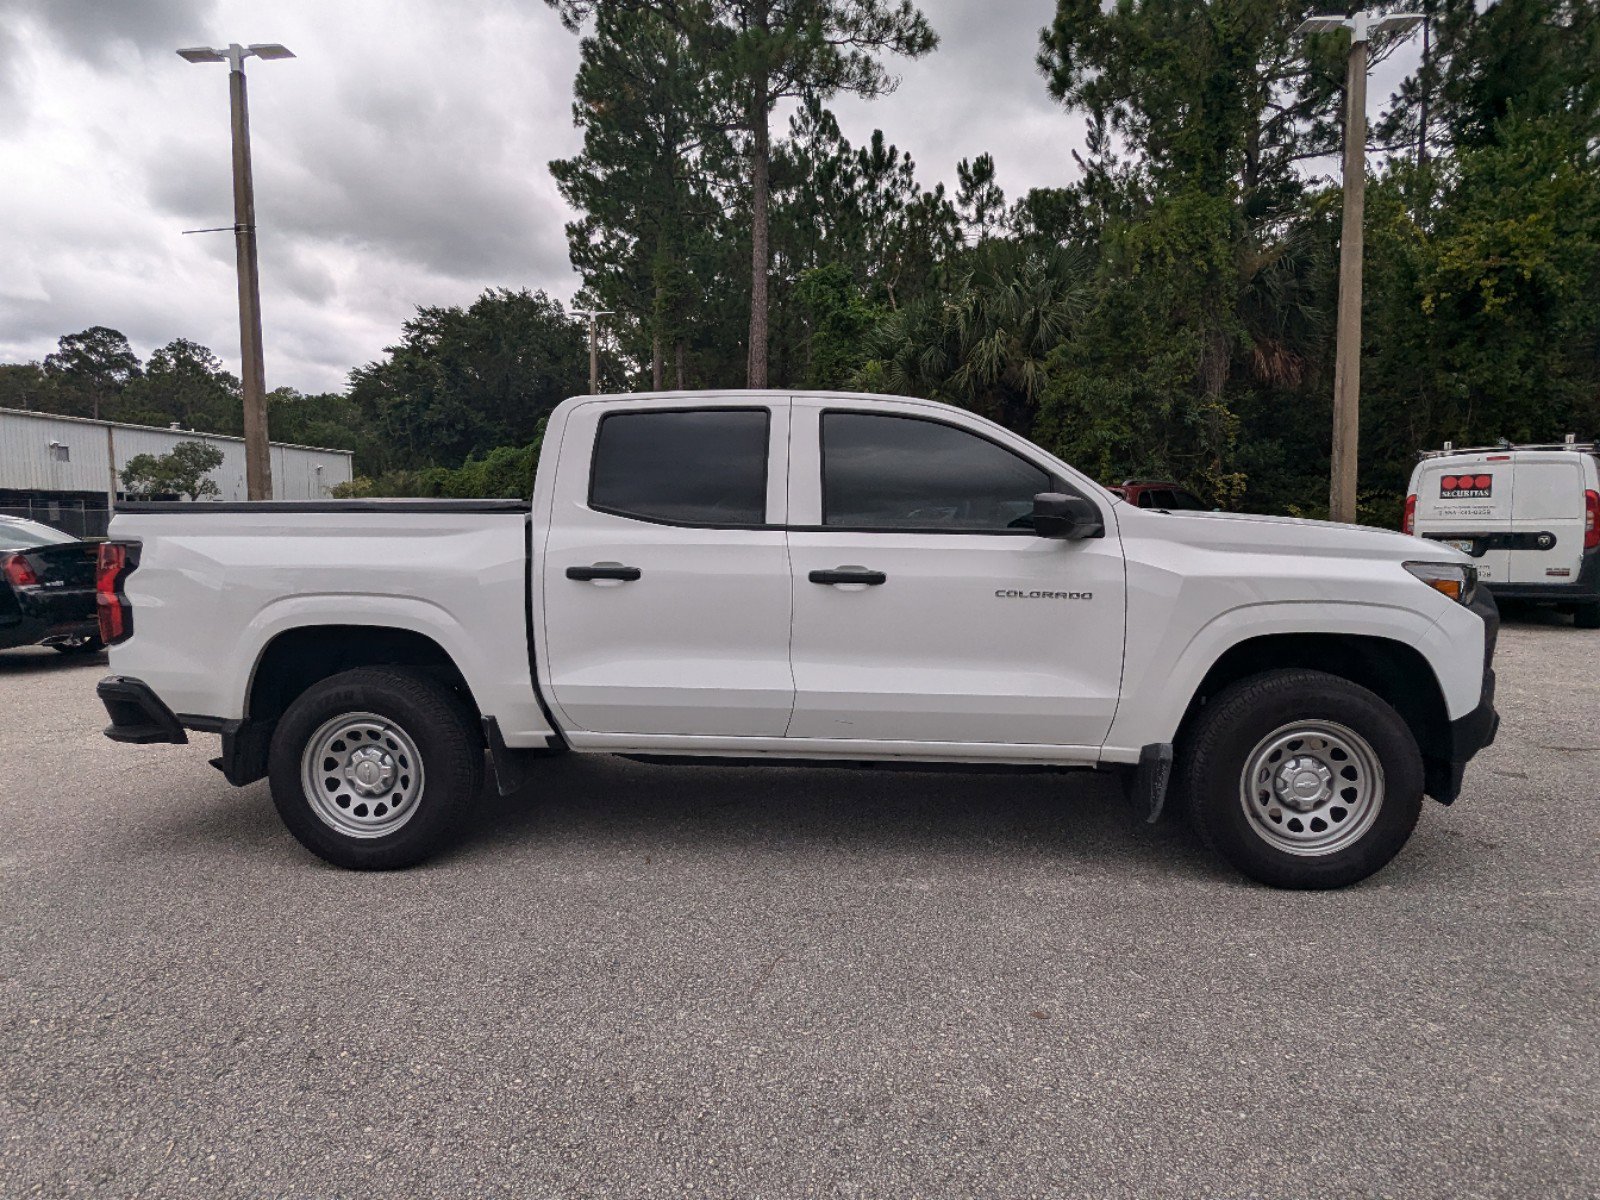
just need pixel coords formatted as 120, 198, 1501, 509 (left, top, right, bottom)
441, 752, 1238, 884
0, 647, 108, 675
1495, 600, 1587, 628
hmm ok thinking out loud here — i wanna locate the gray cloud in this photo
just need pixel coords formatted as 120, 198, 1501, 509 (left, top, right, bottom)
6, 0, 214, 67
829, 0, 1082, 205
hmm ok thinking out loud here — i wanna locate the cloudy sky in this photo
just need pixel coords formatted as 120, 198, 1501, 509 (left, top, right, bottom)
0, 0, 1418, 394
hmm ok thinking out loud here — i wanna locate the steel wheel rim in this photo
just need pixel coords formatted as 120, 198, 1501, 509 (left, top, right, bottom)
1238, 719, 1384, 857
300, 711, 424, 839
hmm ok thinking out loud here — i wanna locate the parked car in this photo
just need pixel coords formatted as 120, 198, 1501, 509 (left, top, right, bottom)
1405, 438, 1600, 628
0, 517, 100, 654
1107, 479, 1209, 510
95, 390, 1498, 889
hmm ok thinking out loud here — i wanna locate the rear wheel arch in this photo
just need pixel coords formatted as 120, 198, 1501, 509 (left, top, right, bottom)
1175, 633, 1452, 795
246, 624, 482, 726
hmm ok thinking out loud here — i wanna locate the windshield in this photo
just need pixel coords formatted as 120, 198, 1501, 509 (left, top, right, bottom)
0, 519, 76, 550
1163, 490, 1208, 511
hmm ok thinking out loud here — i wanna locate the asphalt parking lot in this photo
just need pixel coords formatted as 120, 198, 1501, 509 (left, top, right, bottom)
2, 611, 1596, 1199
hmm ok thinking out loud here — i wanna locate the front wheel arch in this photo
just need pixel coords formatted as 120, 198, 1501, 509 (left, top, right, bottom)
1174, 632, 1452, 799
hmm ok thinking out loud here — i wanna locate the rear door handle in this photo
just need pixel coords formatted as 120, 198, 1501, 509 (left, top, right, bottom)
808, 567, 887, 586
566, 563, 642, 582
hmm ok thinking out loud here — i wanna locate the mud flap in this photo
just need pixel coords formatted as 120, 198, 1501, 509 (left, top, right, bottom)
1132, 742, 1174, 825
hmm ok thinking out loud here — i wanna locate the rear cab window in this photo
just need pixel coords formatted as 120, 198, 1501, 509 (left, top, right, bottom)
590, 408, 770, 526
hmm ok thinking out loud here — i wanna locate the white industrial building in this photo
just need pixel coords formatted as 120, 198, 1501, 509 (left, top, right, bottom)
0, 407, 354, 537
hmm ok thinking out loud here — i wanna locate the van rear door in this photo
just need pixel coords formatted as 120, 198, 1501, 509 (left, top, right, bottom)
1507, 454, 1586, 585
1413, 454, 1514, 585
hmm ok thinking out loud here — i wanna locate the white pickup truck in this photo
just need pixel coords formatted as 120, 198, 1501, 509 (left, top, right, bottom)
96, 390, 1499, 888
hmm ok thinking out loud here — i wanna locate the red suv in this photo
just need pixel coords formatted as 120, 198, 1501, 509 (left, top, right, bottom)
1107, 480, 1209, 511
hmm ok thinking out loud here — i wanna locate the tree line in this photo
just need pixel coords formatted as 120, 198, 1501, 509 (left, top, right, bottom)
4, 0, 1596, 518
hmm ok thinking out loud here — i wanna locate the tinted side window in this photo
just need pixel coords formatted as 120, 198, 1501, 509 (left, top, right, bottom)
822, 412, 1051, 531
590, 409, 769, 526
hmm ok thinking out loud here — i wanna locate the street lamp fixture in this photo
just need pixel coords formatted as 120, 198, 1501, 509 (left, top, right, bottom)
176, 41, 294, 501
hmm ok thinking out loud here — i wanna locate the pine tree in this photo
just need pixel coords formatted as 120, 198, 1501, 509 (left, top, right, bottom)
547, 0, 937, 387
550, 5, 735, 388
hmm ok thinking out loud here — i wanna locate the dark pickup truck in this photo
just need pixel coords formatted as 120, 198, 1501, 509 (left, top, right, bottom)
0, 517, 101, 654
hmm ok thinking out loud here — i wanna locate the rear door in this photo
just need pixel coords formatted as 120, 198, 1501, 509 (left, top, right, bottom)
538, 399, 795, 737
784, 399, 1126, 750
1507, 454, 1586, 584
1412, 455, 1514, 586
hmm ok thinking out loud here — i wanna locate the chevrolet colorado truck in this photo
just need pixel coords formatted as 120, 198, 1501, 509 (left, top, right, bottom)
95, 390, 1499, 888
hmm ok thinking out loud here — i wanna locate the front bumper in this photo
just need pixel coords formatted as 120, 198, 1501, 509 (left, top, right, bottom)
1428, 590, 1500, 804
97, 676, 187, 745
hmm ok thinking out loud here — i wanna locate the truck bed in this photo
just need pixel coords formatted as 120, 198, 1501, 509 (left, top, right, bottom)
106, 499, 557, 748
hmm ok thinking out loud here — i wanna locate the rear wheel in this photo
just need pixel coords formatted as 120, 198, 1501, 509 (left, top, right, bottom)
1179, 669, 1424, 889
267, 667, 483, 870
1574, 602, 1600, 630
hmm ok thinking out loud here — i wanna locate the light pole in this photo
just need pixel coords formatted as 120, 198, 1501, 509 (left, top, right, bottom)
177, 42, 295, 502
573, 308, 614, 394
1295, 11, 1423, 524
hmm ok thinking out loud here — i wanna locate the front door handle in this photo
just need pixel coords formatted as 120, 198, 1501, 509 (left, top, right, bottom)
808, 567, 887, 586
566, 563, 642, 582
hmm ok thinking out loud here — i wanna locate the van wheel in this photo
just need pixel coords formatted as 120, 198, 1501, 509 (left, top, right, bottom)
267, 667, 483, 870
1575, 602, 1600, 630
1179, 669, 1423, 889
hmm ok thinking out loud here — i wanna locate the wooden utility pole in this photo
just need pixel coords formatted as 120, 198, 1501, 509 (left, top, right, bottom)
1295, 11, 1422, 524
1330, 20, 1369, 526
178, 41, 295, 501
228, 50, 272, 501
574, 309, 613, 393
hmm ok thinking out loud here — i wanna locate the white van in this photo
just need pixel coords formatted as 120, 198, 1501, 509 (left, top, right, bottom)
1405, 438, 1600, 627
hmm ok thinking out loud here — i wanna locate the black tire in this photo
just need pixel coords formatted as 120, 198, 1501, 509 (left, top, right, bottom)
1574, 602, 1600, 630
267, 667, 483, 870
1178, 669, 1424, 889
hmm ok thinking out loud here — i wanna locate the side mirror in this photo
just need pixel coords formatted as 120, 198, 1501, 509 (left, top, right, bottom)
1032, 492, 1104, 540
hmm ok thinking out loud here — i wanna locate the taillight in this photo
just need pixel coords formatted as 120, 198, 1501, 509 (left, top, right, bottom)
96, 542, 138, 645
2, 553, 39, 587
1585, 490, 1599, 551
1402, 494, 1418, 536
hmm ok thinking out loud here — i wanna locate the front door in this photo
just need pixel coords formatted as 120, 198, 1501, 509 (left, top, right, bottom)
784, 401, 1126, 750
539, 400, 794, 737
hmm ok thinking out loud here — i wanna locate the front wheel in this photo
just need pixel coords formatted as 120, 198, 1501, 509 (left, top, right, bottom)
267, 667, 484, 869
1178, 669, 1424, 889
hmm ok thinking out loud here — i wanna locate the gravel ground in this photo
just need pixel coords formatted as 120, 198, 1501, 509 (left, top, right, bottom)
1, 609, 1596, 1199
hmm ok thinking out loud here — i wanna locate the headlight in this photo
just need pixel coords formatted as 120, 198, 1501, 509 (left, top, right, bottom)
1404, 560, 1478, 605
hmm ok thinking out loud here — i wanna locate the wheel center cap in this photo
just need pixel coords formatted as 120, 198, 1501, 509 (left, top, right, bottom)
1275, 755, 1332, 811
346, 746, 395, 796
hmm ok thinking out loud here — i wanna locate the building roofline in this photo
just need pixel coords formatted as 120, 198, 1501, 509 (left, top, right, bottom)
0, 406, 355, 458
